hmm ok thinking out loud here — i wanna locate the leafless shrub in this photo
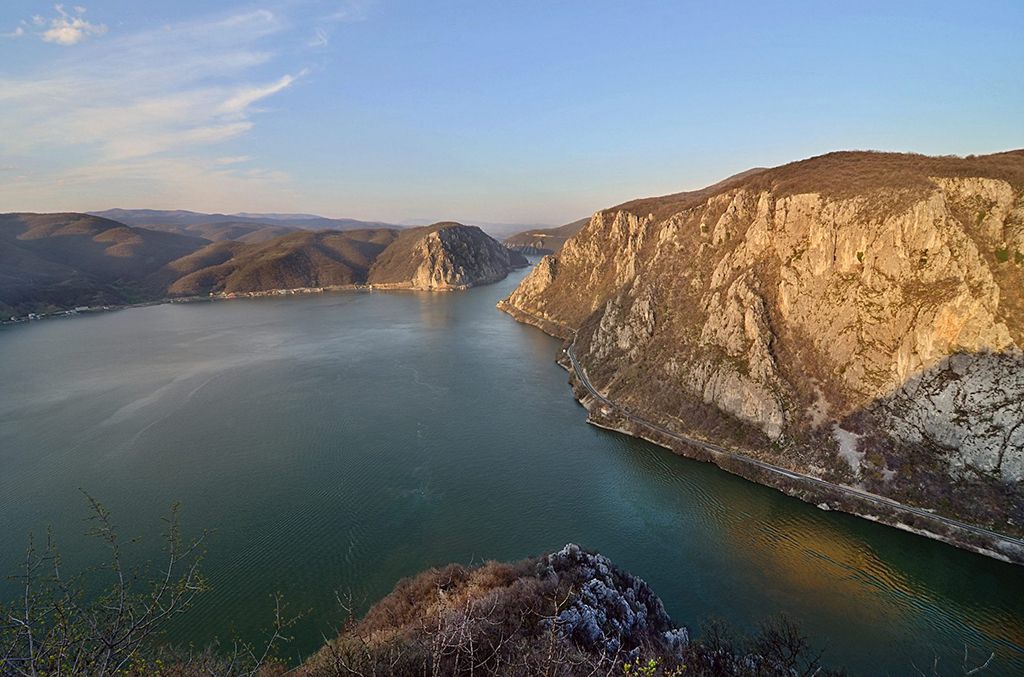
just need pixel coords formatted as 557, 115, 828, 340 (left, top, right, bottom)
0, 493, 293, 676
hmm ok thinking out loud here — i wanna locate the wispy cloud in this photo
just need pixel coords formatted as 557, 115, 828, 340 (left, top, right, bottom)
0, 7, 306, 211
218, 71, 305, 116
27, 4, 109, 46
308, 0, 370, 49
216, 156, 253, 165
323, 1, 371, 23
308, 26, 329, 48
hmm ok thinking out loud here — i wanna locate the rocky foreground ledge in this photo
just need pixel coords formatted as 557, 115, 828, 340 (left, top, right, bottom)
290, 544, 842, 676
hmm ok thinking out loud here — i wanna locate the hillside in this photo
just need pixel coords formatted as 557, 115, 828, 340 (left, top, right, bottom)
367, 222, 528, 290
136, 221, 299, 244
499, 150, 1024, 556
162, 229, 400, 295
504, 217, 589, 254
0, 213, 206, 317
3, 215, 526, 316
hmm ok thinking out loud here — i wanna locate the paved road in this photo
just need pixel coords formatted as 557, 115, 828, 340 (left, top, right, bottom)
565, 343, 1024, 552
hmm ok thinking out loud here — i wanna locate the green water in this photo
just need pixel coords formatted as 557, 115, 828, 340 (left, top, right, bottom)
1, 266, 1022, 675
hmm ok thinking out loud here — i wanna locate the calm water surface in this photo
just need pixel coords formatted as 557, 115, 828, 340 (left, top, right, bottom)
2, 267, 1023, 675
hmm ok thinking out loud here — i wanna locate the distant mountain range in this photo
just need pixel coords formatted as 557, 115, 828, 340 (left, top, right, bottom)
1, 212, 526, 318
504, 218, 589, 254
89, 208, 399, 232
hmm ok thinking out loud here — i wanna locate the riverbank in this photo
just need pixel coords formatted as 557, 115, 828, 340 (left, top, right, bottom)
499, 302, 1024, 565
3, 265, 541, 328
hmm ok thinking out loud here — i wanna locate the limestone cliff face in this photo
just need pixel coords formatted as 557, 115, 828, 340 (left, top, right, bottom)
368, 222, 527, 290
501, 151, 1024, 530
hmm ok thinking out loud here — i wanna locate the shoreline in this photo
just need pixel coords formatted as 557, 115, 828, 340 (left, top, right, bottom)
2, 272, 532, 327
499, 301, 1024, 565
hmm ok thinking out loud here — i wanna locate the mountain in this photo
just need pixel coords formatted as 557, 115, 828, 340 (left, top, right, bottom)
0, 213, 206, 316
3, 215, 526, 316
367, 222, 528, 290
504, 218, 589, 254
499, 150, 1024, 558
88, 208, 399, 232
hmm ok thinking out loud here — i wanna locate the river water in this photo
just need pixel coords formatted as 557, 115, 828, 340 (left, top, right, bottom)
1, 266, 1022, 674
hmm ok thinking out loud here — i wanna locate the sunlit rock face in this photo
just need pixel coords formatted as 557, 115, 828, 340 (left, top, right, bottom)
501, 151, 1024, 528
369, 222, 528, 290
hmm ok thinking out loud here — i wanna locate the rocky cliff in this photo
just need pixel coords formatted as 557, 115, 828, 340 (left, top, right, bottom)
500, 150, 1024, 550
368, 222, 528, 290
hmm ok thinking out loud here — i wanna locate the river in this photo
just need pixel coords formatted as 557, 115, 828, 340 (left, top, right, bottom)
1, 265, 1022, 674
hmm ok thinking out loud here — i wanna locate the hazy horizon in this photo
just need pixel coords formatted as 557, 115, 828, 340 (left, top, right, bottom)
1, 0, 1022, 224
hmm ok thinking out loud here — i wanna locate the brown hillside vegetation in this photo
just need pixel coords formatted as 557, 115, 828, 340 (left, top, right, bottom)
295, 544, 840, 677
139, 221, 301, 244
0, 213, 206, 316
618, 151, 1024, 221
165, 229, 400, 295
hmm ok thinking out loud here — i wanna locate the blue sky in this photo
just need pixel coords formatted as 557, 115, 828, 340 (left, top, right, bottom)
1, 1, 1021, 225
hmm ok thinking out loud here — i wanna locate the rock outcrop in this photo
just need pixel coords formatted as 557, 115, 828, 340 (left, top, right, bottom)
368, 222, 528, 290
500, 150, 1024, 540
297, 544, 839, 676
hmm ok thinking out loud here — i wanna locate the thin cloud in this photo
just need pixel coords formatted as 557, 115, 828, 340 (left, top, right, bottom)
308, 0, 371, 49
323, 0, 371, 23
308, 27, 329, 48
40, 4, 107, 46
216, 156, 253, 165
218, 71, 305, 116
